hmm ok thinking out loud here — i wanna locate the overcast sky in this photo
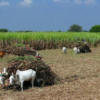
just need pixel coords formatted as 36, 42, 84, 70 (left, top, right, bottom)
0, 0, 100, 31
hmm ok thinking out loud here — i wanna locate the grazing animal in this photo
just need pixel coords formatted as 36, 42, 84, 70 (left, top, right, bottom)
73, 47, 78, 54
77, 47, 80, 53
0, 51, 6, 59
74, 46, 89, 54
62, 47, 67, 53
8, 73, 15, 85
78, 47, 86, 53
2, 68, 8, 76
15, 69, 36, 91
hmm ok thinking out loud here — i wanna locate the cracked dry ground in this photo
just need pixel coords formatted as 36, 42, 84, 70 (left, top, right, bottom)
0, 47, 100, 100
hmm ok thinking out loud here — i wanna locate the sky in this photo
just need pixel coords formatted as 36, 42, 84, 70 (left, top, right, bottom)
0, 0, 100, 31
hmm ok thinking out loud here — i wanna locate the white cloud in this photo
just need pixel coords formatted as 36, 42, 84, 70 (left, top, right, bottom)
0, 1, 9, 6
74, 0, 96, 5
75, 0, 83, 4
85, 0, 96, 4
53, 0, 70, 3
19, 0, 33, 6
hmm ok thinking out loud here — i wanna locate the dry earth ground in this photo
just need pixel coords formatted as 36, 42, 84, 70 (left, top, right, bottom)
0, 47, 100, 100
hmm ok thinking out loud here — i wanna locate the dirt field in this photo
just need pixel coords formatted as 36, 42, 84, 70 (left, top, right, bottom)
0, 47, 100, 100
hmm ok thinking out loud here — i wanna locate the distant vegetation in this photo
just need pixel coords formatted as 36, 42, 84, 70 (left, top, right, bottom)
0, 24, 100, 32
0, 32, 100, 43
68, 24, 83, 32
0, 29, 9, 32
89, 25, 100, 32
0, 32, 100, 50
0, 24, 100, 49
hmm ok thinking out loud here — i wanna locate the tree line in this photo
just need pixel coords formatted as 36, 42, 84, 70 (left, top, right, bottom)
67, 24, 100, 32
0, 24, 100, 32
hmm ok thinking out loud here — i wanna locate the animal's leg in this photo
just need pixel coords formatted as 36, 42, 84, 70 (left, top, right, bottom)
42, 80, 45, 87
0, 81, 2, 84
31, 77, 35, 88
21, 81, 24, 91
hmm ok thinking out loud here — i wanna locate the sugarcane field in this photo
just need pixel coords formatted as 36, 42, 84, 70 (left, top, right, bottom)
0, 33, 100, 100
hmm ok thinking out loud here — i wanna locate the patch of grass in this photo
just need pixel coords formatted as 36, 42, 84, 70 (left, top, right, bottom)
12, 43, 25, 47
79, 55, 86, 58
0, 58, 7, 61
8, 56, 37, 62
68, 49, 74, 55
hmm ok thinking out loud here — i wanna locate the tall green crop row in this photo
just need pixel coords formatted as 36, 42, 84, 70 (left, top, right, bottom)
0, 32, 100, 43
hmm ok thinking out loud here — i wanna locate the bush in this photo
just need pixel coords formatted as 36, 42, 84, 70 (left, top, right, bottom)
89, 25, 100, 32
0, 28, 9, 32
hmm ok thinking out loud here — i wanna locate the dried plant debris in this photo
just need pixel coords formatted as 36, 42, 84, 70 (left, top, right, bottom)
0, 45, 36, 56
6, 56, 60, 89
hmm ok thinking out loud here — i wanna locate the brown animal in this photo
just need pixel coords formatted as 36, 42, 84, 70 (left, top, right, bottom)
0, 51, 6, 59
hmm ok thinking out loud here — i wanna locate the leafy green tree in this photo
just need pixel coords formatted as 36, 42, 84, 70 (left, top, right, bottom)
68, 24, 83, 32
89, 25, 100, 32
0, 28, 9, 32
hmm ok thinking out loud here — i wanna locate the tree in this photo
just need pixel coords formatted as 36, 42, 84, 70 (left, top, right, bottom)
0, 28, 9, 32
68, 24, 83, 32
89, 25, 100, 32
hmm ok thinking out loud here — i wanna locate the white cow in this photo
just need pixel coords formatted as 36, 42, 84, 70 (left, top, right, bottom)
62, 47, 67, 53
15, 69, 36, 91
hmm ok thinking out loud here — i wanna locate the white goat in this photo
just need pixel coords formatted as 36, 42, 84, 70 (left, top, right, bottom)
73, 47, 78, 54
15, 69, 36, 91
0, 73, 5, 85
2, 68, 8, 76
62, 47, 67, 53
77, 47, 80, 53
8, 73, 15, 85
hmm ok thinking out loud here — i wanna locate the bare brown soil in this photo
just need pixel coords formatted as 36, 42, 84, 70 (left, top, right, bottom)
0, 47, 100, 100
